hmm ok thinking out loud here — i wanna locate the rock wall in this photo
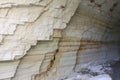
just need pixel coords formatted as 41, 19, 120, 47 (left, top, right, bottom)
0, 0, 120, 80
0, 0, 81, 79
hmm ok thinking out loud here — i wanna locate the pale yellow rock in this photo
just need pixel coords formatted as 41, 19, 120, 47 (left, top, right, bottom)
0, 61, 20, 79
0, 0, 120, 80
0, 0, 81, 61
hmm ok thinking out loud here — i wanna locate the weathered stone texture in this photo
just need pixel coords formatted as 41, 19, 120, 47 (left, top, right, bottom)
0, 0, 120, 80
0, 0, 80, 61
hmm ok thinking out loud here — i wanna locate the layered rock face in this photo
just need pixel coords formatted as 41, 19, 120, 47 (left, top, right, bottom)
0, 0, 120, 80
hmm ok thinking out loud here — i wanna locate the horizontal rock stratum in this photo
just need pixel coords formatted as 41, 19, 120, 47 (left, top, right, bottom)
0, 0, 120, 80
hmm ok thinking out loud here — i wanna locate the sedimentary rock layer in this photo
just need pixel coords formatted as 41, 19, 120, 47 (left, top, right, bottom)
0, 0, 120, 80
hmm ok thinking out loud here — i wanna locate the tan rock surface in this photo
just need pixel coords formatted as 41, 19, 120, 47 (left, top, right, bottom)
0, 0, 120, 80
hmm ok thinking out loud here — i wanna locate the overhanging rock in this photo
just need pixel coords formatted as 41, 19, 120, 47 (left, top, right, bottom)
0, 0, 120, 80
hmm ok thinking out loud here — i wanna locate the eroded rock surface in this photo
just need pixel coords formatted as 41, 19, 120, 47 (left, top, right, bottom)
0, 0, 120, 80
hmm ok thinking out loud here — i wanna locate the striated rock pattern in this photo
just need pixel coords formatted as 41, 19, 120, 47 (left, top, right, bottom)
0, 0, 120, 80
